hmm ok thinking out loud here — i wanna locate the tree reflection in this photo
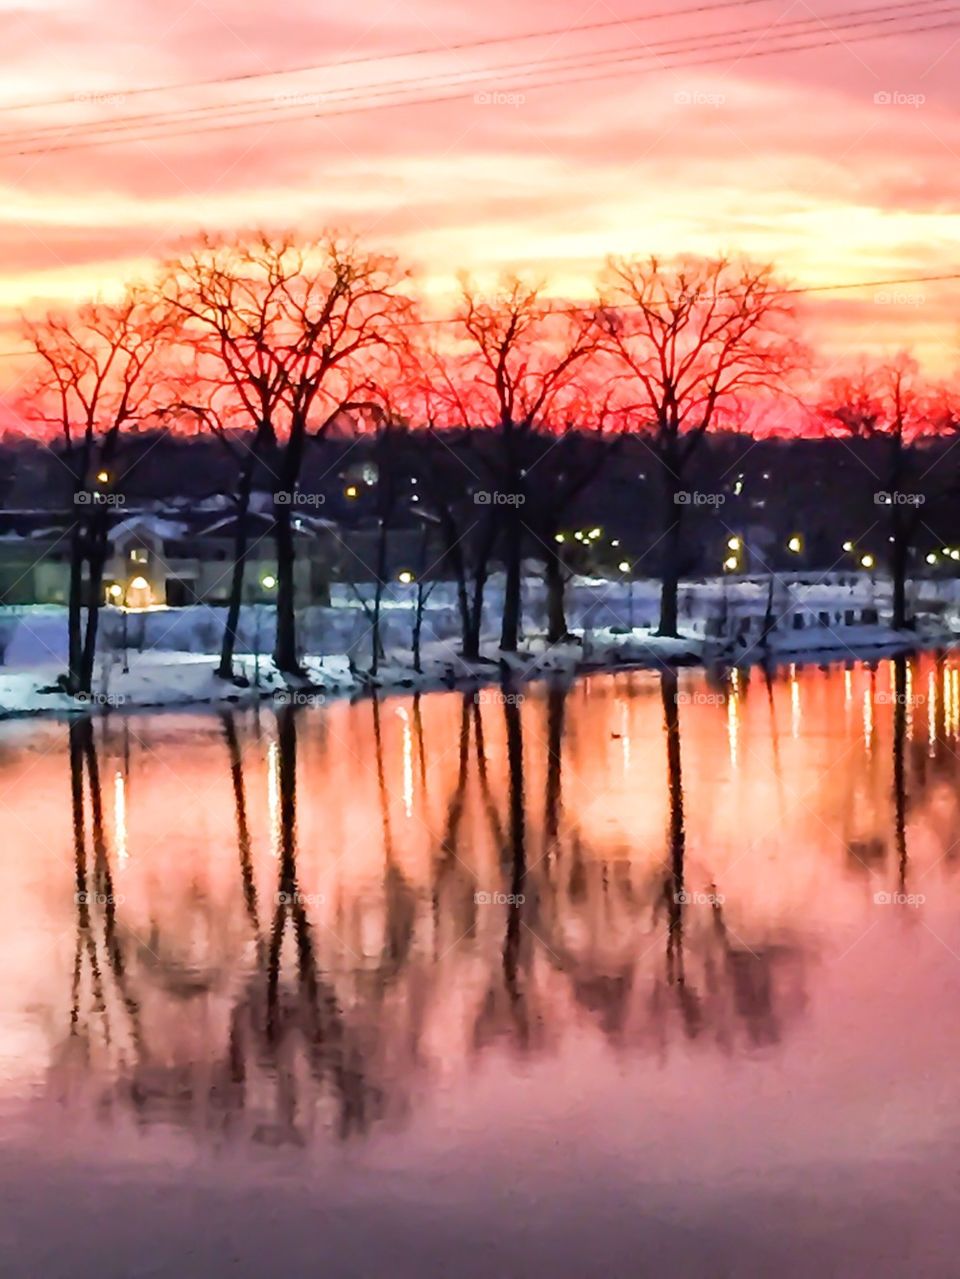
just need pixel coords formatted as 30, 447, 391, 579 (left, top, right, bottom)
46, 673, 821, 1150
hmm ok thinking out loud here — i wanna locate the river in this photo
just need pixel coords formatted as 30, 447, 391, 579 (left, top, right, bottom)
2, 657, 960, 1276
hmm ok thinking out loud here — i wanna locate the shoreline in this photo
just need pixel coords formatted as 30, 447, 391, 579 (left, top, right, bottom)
1, 627, 955, 724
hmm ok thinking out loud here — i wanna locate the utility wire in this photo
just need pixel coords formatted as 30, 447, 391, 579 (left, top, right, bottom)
1, 4, 955, 157
0, 0, 783, 115
0, 0, 944, 148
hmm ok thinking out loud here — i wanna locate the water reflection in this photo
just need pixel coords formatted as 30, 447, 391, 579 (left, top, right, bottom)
7, 655, 960, 1159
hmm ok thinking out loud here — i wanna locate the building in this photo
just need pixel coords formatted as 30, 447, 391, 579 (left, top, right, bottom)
0, 506, 343, 607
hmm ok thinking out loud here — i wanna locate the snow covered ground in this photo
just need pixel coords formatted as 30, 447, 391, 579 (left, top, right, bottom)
0, 571, 956, 720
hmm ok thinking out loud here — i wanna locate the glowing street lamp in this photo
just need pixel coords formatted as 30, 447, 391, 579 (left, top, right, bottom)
787, 535, 802, 554
618, 560, 631, 573
842, 541, 854, 553
261, 575, 277, 590
96, 470, 110, 484
554, 533, 565, 543
723, 556, 738, 571
344, 484, 358, 499
927, 553, 939, 565
398, 570, 414, 584
727, 536, 742, 551
860, 554, 875, 569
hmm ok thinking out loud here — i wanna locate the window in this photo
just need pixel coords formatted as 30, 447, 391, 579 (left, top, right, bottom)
844, 609, 855, 625
130, 548, 148, 564
819, 611, 830, 626
792, 613, 805, 630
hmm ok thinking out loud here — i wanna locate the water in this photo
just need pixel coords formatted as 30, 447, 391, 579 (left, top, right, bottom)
2, 658, 960, 1277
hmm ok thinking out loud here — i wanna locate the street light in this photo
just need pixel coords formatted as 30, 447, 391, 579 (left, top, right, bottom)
261, 575, 277, 589
861, 554, 875, 569
787, 535, 802, 554
727, 535, 742, 551
723, 556, 738, 571
843, 540, 854, 552
398, 570, 414, 584
96, 470, 110, 484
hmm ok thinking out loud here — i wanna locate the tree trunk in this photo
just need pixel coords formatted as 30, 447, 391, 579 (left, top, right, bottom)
78, 518, 109, 695
465, 562, 487, 662
218, 452, 257, 680
499, 498, 523, 652
371, 518, 388, 676
413, 585, 425, 674
545, 540, 568, 644
464, 517, 497, 662
657, 452, 683, 639
438, 504, 472, 658
891, 519, 909, 630
272, 498, 300, 674
67, 517, 85, 693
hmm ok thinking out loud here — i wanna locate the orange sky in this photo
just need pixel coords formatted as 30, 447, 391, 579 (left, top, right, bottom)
0, 0, 959, 383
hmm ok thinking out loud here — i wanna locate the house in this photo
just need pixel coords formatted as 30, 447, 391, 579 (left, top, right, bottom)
0, 505, 343, 607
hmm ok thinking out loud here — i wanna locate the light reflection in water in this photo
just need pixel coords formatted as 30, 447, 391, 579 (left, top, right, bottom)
113, 770, 127, 866
2, 654, 960, 1276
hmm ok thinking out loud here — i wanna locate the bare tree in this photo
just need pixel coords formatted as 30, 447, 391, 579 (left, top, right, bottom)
163, 231, 413, 676
22, 288, 167, 693
451, 277, 599, 653
819, 353, 933, 630
599, 256, 802, 636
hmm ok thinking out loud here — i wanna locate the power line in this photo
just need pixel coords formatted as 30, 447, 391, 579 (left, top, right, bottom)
1, 271, 957, 360
0, 0, 779, 116
0, 0, 947, 153
2, 7, 954, 159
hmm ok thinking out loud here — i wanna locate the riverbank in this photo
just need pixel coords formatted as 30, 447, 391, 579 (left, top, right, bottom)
0, 627, 704, 720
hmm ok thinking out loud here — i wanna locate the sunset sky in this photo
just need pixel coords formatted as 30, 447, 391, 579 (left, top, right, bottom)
1, 0, 959, 379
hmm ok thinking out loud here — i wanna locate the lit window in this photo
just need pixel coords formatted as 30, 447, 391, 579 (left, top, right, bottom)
130, 548, 148, 564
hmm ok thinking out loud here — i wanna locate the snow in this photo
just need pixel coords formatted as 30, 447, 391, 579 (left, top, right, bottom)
0, 571, 956, 720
